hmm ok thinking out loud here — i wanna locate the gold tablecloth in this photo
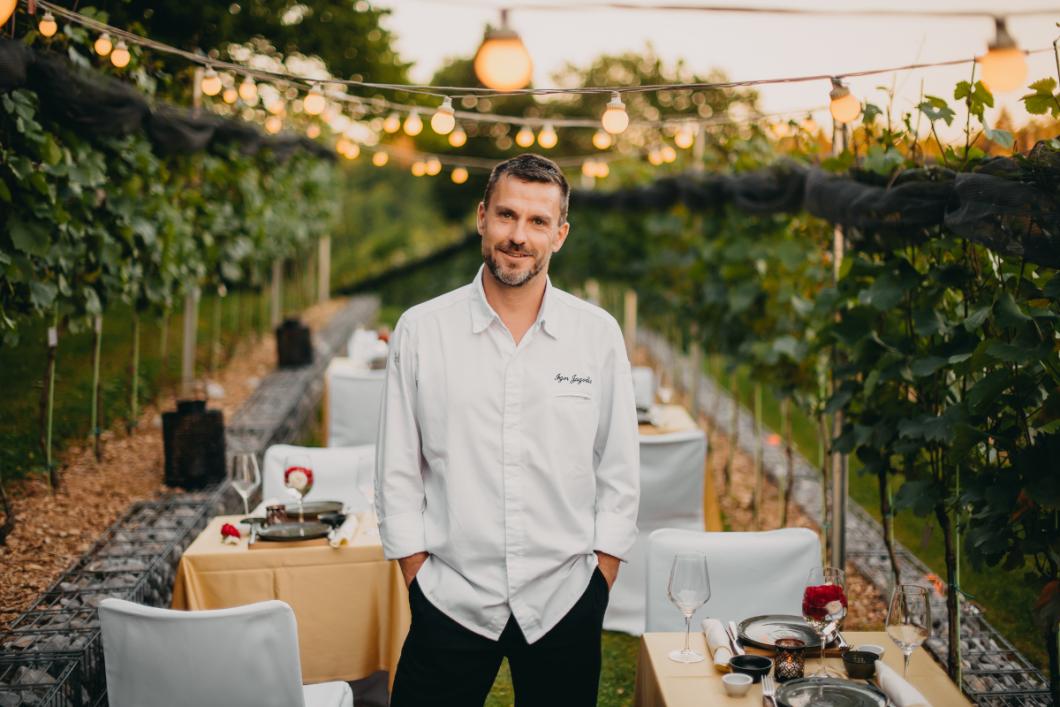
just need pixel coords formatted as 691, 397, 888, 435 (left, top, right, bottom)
634, 631, 969, 706
639, 404, 697, 436
172, 515, 410, 689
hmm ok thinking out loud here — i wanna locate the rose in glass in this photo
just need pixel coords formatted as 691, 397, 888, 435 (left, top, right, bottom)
284, 466, 314, 495
802, 583, 848, 621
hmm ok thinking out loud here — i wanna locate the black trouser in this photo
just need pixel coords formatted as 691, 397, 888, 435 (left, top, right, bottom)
390, 568, 610, 707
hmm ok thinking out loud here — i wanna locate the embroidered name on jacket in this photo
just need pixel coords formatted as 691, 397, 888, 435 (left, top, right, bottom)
554, 373, 593, 385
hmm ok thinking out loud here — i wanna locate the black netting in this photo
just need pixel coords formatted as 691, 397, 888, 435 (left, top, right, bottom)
0, 39, 31, 92
212, 119, 263, 155
723, 163, 806, 214
147, 105, 218, 154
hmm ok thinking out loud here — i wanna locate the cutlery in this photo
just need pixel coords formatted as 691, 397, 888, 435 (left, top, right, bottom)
761, 675, 776, 707
727, 621, 747, 656
836, 629, 849, 651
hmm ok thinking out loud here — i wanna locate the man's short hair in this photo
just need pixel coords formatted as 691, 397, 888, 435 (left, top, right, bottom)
482, 153, 570, 224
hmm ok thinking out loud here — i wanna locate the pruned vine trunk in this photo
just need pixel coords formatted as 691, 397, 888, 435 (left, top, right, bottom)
39, 314, 60, 491
878, 469, 901, 586
723, 370, 739, 495
780, 398, 795, 528
935, 500, 961, 681
0, 469, 15, 546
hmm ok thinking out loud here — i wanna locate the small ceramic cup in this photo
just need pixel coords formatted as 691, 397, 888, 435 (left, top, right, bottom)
856, 643, 886, 658
721, 672, 753, 697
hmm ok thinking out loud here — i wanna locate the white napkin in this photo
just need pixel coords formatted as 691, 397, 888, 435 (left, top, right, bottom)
701, 618, 733, 672
877, 659, 932, 707
328, 515, 360, 548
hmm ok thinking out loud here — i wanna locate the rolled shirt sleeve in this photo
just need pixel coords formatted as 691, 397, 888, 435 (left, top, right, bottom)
591, 320, 640, 561
374, 316, 428, 560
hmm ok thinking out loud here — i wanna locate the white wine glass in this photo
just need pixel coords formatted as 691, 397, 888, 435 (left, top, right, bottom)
667, 553, 711, 663
802, 566, 847, 678
886, 584, 931, 678
229, 453, 261, 516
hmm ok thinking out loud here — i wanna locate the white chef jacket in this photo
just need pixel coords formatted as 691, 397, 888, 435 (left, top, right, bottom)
375, 266, 640, 643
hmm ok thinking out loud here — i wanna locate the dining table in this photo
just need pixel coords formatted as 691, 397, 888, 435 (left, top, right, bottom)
171, 513, 410, 690
634, 630, 970, 706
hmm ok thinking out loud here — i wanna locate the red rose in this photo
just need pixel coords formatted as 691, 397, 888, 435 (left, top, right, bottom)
802, 583, 847, 620
284, 465, 313, 493
221, 523, 241, 540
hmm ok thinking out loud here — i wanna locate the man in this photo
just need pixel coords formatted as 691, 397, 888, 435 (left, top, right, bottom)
376, 153, 639, 706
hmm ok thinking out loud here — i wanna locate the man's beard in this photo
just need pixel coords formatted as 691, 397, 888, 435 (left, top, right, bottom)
483, 240, 548, 288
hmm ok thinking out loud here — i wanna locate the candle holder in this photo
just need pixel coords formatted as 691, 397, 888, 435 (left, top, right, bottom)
774, 637, 806, 682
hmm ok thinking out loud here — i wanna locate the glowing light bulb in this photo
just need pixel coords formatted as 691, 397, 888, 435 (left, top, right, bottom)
306, 123, 321, 139
383, 113, 402, 133
661, 145, 677, 163
473, 9, 533, 91
201, 68, 223, 97
426, 157, 442, 176
38, 12, 58, 38
431, 97, 456, 135
223, 87, 239, 104
601, 92, 629, 135
0, 0, 15, 25
110, 40, 130, 68
537, 123, 557, 149
266, 96, 286, 115
451, 167, 469, 184
372, 151, 389, 167
829, 79, 860, 125
515, 126, 535, 148
403, 110, 423, 136
582, 160, 596, 178
595, 161, 609, 178
449, 126, 468, 147
411, 161, 427, 177
592, 130, 612, 150
648, 148, 664, 166
239, 78, 258, 104
264, 116, 282, 134
979, 18, 1027, 93
674, 125, 695, 149
303, 84, 326, 115
94, 33, 113, 57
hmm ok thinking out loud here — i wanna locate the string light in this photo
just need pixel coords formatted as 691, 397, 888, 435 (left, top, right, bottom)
979, 18, 1027, 93
473, 9, 533, 91
264, 115, 282, 134
449, 126, 468, 147
0, 0, 14, 26
592, 130, 613, 150
94, 32, 113, 57
431, 97, 457, 134
239, 77, 258, 104
223, 87, 238, 104
537, 123, 557, 149
829, 78, 860, 124
595, 161, 610, 178
647, 148, 664, 166
451, 167, 469, 184
426, 157, 442, 176
660, 145, 677, 163
38, 12, 58, 38
403, 110, 423, 136
306, 123, 321, 138
515, 125, 535, 147
201, 68, 223, 97
601, 92, 629, 135
411, 160, 427, 177
304, 84, 327, 115
582, 160, 596, 178
372, 151, 389, 166
110, 40, 130, 68
674, 124, 695, 149
383, 112, 402, 133
337, 138, 360, 160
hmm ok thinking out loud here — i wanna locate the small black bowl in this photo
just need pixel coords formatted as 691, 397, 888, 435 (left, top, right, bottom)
842, 650, 878, 679
730, 654, 772, 683
317, 511, 347, 529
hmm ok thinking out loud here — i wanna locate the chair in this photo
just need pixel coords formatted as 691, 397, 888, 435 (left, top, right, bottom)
645, 527, 821, 631
262, 444, 374, 510
326, 358, 385, 447
603, 429, 707, 635
99, 598, 353, 707
631, 366, 656, 412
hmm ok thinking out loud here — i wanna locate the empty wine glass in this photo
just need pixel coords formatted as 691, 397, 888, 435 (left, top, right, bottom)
283, 454, 314, 532
886, 584, 931, 678
667, 553, 711, 663
802, 566, 847, 678
229, 453, 261, 516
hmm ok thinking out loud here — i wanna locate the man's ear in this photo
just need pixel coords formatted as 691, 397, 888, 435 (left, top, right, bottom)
476, 201, 487, 236
552, 221, 571, 253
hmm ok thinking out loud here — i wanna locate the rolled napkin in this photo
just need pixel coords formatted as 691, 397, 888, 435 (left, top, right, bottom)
328, 515, 360, 548
701, 618, 733, 671
877, 659, 932, 707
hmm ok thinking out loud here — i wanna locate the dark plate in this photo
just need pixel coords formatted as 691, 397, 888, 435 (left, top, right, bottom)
737, 614, 822, 650
775, 678, 886, 707
281, 500, 344, 519
257, 521, 330, 541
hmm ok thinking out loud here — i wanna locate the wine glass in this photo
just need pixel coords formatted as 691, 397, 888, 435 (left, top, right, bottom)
886, 584, 931, 678
229, 453, 261, 516
667, 553, 711, 663
802, 566, 847, 677
283, 454, 314, 531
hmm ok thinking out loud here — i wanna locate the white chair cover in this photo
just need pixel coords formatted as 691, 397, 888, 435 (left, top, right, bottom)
346, 327, 379, 364
262, 444, 374, 510
603, 429, 707, 635
99, 598, 353, 707
631, 366, 656, 411
645, 527, 822, 631
326, 358, 385, 448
